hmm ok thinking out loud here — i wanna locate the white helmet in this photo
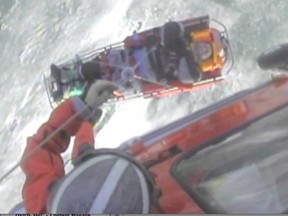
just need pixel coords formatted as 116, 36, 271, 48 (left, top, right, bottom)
47, 149, 157, 213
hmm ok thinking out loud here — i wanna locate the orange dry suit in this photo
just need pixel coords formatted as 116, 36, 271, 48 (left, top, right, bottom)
21, 97, 96, 213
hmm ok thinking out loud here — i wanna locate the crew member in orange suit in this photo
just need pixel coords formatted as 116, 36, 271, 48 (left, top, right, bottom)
9, 80, 154, 214
21, 80, 117, 213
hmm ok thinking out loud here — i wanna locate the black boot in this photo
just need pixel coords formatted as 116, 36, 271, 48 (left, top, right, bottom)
80, 61, 102, 81
50, 64, 64, 102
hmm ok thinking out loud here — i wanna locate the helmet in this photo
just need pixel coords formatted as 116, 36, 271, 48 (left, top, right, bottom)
47, 149, 156, 214
161, 21, 185, 50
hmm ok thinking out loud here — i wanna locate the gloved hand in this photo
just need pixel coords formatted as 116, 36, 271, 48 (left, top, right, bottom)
72, 80, 119, 123
84, 80, 119, 110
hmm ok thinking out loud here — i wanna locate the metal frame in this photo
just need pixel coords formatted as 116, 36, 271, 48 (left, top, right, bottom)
43, 16, 234, 109
211, 18, 234, 75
